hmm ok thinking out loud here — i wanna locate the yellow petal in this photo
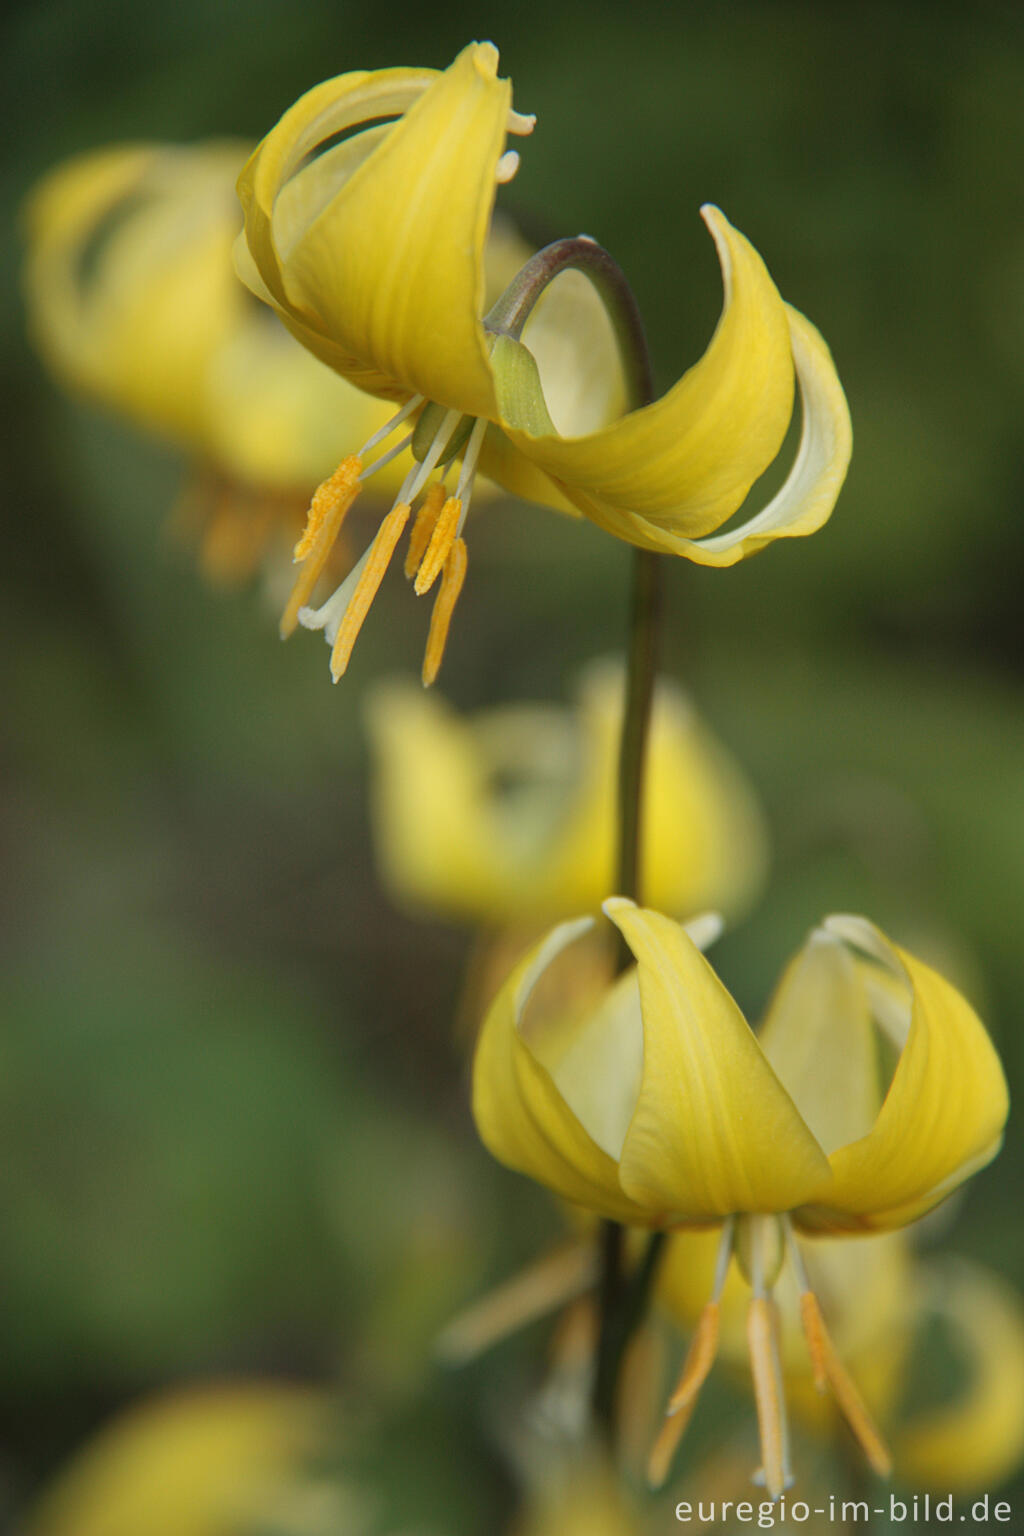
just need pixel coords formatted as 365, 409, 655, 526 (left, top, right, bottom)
896, 1259, 1024, 1492
606, 901, 833, 1220
22, 1383, 326, 1536
675, 303, 853, 565
237, 45, 510, 416
497, 207, 795, 544
471, 918, 653, 1223
796, 917, 1008, 1233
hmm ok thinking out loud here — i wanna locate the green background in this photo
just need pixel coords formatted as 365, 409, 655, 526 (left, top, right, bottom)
2, 1, 1023, 1529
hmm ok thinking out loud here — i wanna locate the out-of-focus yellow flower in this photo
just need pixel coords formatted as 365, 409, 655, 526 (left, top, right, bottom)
512, 1460, 645, 1536
235, 42, 851, 683
22, 140, 409, 586
473, 904, 1007, 1495
19, 1382, 332, 1536
366, 662, 767, 928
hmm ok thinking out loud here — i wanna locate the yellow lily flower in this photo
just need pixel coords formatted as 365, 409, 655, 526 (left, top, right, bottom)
366, 662, 767, 928
20, 1381, 330, 1536
472, 902, 1007, 1495
22, 140, 409, 585
235, 42, 851, 682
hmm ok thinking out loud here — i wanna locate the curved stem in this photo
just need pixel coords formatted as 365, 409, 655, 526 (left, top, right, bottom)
485, 236, 653, 411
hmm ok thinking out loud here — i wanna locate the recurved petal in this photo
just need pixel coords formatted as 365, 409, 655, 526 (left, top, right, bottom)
472, 919, 653, 1224
674, 304, 852, 566
607, 901, 833, 1221
242, 44, 512, 415
497, 206, 794, 543
796, 917, 1009, 1234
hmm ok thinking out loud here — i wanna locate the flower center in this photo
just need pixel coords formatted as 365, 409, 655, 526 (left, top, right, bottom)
649, 1215, 892, 1501
280, 394, 489, 685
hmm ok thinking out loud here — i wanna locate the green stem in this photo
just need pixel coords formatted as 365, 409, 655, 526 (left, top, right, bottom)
592, 546, 665, 1443
493, 234, 665, 1446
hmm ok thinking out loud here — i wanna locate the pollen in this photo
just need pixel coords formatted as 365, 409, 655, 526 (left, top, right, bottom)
799, 1289, 892, 1478
422, 537, 467, 687
413, 495, 462, 595
404, 482, 446, 580
281, 454, 362, 638
329, 502, 410, 680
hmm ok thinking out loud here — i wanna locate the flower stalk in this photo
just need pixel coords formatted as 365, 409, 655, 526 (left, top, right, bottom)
581, 247, 664, 1442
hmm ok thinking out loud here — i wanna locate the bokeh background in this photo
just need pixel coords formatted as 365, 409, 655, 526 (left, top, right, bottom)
3, 1, 1023, 1530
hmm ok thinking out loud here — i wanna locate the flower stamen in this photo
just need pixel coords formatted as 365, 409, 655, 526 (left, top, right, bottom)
328, 502, 410, 680
413, 495, 461, 594
282, 454, 362, 637
422, 537, 467, 687
799, 1290, 892, 1477
404, 482, 447, 580
648, 1217, 734, 1489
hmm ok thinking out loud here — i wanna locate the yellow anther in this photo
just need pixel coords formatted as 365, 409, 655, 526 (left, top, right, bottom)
748, 1296, 787, 1501
281, 454, 361, 638
413, 495, 461, 595
799, 1291, 892, 1479
403, 482, 446, 580
647, 1300, 721, 1488
422, 537, 467, 687
329, 503, 410, 680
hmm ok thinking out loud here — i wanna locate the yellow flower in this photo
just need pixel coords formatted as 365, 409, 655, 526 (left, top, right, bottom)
235, 42, 851, 682
366, 662, 767, 928
472, 902, 1007, 1495
22, 140, 409, 585
20, 1382, 330, 1536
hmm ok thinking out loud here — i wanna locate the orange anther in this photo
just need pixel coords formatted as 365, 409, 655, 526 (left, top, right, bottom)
647, 1300, 721, 1488
413, 495, 461, 595
404, 482, 446, 580
422, 537, 467, 687
281, 454, 361, 638
329, 503, 410, 679
799, 1291, 892, 1478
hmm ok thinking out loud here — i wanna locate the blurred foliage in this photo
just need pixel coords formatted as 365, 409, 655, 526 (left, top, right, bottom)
3, 0, 1023, 1530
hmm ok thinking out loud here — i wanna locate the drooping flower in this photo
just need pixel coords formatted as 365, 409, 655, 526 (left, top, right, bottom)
235, 42, 852, 683
472, 902, 1008, 1495
366, 662, 768, 928
21, 140, 410, 586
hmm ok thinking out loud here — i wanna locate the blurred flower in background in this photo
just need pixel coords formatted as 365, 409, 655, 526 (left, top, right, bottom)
21, 140, 410, 588
366, 660, 768, 931
19, 1382, 336, 1536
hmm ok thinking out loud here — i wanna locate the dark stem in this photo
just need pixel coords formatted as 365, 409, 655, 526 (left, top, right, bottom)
494, 233, 665, 1445
485, 237, 653, 412
592, 547, 665, 1443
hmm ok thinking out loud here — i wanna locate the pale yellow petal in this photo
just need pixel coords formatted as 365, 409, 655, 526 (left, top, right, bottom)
471, 918, 653, 1223
22, 1383, 326, 1536
607, 901, 833, 1220
757, 928, 881, 1155
896, 1260, 1024, 1492
796, 917, 1009, 1233
674, 304, 852, 565
497, 207, 794, 543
